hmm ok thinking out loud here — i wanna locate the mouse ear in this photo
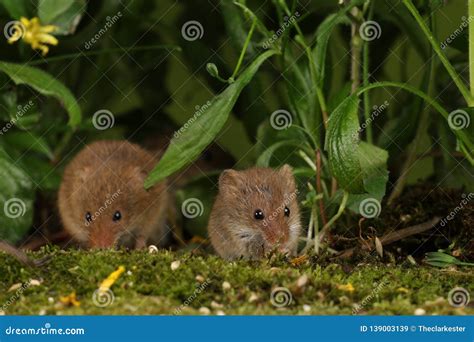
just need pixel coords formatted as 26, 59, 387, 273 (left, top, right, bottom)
279, 164, 297, 190
128, 166, 148, 182
218, 169, 241, 190
279, 164, 294, 178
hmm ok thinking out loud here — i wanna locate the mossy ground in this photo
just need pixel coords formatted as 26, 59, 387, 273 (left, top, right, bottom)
0, 247, 472, 315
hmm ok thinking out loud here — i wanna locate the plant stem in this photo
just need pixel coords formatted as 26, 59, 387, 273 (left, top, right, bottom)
350, 7, 363, 93
231, 18, 257, 80
52, 128, 74, 163
469, 0, 474, 96
27, 44, 181, 66
362, 1, 374, 144
316, 149, 328, 226
318, 191, 349, 243
402, 0, 474, 106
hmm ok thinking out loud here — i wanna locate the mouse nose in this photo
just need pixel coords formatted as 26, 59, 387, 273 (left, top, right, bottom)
263, 224, 288, 248
89, 226, 116, 249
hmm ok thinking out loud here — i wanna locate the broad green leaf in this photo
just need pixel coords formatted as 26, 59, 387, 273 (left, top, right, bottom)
144, 50, 277, 188
325, 93, 389, 195
0, 146, 34, 243
325, 94, 364, 193
0, 61, 81, 127
38, 0, 86, 35
346, 142, 389, 215
359, 142, 389, 197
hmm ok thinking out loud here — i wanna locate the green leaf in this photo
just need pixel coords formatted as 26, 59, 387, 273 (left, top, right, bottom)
0, 0, 34, 18
38, 0, 86, 35
0, 146, 34, 243
0, 61, 81, 128
144, 50, 277, 188
325, 94, 364, 193
312, 0, 363, 88
325, 94, 389, 195
256, 140, 306, 167
346, 143, 389, 214
359, 142, 389, 197
2, 131, 54, 160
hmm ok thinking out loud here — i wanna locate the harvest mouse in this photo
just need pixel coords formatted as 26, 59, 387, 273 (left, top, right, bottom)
58, 140, 169, 249
208, 165, 301, 260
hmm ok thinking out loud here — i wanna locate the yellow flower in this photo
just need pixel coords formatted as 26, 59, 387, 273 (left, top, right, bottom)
59, 291, 81, 307
7, 17, 58, 56
337, 283, 355, 293
98, 266, 125, 294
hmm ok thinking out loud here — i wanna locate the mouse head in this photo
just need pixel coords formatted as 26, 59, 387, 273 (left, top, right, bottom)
218, 165, 301, 256
70, 163, 149, 248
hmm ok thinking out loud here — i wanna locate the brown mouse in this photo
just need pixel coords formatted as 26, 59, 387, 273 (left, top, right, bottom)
207, 165, 301, 260
58, 140, 169, 249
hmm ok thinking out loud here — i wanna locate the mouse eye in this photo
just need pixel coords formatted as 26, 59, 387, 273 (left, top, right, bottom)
113, 211, 122, 222
284, 206, 290, 217
85, 212, 92, 223
254, 209, 265, 220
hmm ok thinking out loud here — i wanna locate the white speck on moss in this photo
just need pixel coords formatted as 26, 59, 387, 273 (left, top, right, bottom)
414, 308, 426, 315
222, 281, 231, 291
296, 274, 308, 288
199, 307, 211, 315
171, 260, 181, 271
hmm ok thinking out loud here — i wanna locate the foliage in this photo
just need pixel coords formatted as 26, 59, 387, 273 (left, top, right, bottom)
0, 0, 472, 252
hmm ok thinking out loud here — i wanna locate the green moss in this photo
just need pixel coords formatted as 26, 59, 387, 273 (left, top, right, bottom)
0, 247, 472, 315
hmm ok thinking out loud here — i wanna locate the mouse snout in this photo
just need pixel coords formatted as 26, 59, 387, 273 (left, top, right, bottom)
89, 225, 117, 249
262, 221, 289, 249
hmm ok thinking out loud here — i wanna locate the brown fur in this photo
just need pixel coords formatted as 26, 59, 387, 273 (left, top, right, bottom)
208, 165, 301, 260
58, 140, 168, 249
